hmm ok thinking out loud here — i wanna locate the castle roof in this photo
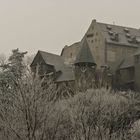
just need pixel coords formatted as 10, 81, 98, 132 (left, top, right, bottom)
97, 21, 140, 48
74, 40, 96, 65
38, 51, 65, 71
31, 50, 75, 82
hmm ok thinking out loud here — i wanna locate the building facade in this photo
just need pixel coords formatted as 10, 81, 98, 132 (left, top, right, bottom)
31, 19, 140, 92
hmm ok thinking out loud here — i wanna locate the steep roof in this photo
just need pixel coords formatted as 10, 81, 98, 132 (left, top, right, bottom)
31, 50, 75, 82
74, 40, 96, 65
39, 50, 64, 68
31, 50, 65, 72
97, 22, 140, 47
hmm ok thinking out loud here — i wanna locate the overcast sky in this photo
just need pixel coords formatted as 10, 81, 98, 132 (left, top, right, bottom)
0, 0, 140, 56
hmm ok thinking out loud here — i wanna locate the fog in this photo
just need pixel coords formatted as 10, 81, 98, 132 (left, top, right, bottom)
0, 0, 140, 55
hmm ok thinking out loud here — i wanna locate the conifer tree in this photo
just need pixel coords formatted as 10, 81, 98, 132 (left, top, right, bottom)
0, 48, 27, 90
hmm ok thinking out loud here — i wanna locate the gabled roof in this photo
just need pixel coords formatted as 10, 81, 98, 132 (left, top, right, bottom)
31, 50, 75, 82
31, 50, 65, 71
97, 22, 140, 47
38, 50, 64, 67
74, 40, 96, 65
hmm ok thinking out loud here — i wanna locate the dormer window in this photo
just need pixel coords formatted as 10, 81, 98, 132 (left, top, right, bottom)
128, 38, 133, 43
136, 37, 140, 43
106, 25, 112, 30
110, 33, 119, 41
124, 28, 129, 33
132, 36, 137, 43
126, 33, 131, 38
127, 36, 140, 44
108, 31, 113, 35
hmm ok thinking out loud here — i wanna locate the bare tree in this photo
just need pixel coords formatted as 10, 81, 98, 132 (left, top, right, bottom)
0, 73, 61, 140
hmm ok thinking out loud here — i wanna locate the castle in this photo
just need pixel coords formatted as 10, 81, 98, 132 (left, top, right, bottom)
31, 19, 140, 92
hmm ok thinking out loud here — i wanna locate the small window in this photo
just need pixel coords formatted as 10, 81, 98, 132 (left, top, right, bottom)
96, 32, 98, 36
91, 40, 94, 43
87, 33, 94, 38
70, 53, 72, 57
135, 55, 140, 63
95, 38, 97, 42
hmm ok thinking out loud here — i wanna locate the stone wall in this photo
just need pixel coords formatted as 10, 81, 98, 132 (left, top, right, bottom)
61, 42, 81, 65
107, 44, 137, 70
134, 54, 140, 91
84, 20, 106, 68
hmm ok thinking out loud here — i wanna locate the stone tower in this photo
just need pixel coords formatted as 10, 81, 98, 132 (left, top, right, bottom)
74, 40, 96, 91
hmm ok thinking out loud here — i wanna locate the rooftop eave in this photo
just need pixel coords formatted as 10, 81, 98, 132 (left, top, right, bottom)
119, 65, 134, 70
106, 40, 139, 48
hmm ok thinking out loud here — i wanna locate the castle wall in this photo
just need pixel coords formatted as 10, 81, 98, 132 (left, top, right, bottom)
107, 44, 137, 70
61, 42, 81, 65
61, 20, 106, 68
119, 68, 134, 83
134, 55, 140, 91
85, 21, 106, 68
115, 67, 134, 90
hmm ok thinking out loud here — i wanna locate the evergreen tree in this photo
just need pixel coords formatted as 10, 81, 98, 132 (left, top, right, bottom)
0, 48, 27, 89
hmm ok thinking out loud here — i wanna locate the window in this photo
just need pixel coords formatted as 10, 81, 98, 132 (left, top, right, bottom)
96, 32, 98, 36
70, 53, 72, 58
87, 33, 94, 38
135, 55, 140, 63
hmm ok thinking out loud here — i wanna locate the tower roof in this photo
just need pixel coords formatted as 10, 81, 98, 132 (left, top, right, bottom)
74, 40, 96, 66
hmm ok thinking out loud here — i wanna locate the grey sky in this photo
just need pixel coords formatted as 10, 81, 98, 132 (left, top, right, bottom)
0, 0, 140, 56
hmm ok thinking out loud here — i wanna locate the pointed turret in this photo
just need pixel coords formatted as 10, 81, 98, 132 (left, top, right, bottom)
74, 40, 96, 66
74, 40, 96, 91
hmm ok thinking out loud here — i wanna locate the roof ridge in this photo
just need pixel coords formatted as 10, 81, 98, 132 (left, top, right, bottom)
38, 50, 61, 57
97, 22, 140, 30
